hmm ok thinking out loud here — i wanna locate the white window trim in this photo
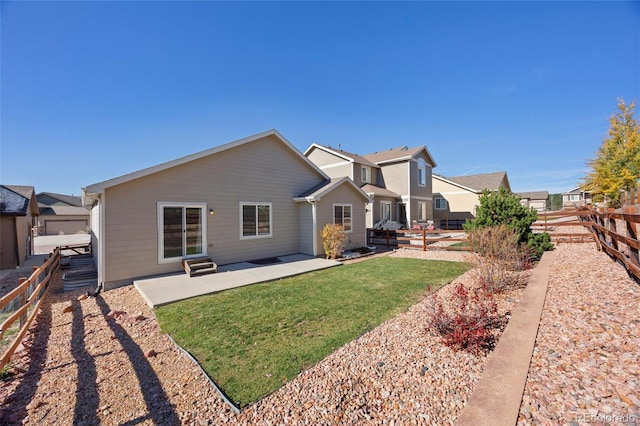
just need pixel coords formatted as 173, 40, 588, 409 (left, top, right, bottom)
435, 198, 448, 210
157, 202, 207, 264
240, 202, 273, 240
333, 203, 353, 233
361, 166, 370, 183
417, 158, 427, 187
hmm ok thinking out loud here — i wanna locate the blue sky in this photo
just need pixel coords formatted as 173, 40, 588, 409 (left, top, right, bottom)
1, 1, 638, 196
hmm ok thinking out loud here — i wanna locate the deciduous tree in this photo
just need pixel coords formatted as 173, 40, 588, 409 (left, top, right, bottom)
583, 98, 640, 207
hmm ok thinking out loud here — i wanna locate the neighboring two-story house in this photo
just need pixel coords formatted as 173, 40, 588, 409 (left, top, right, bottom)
304, 144, 437, 229
432, 171, 511, 229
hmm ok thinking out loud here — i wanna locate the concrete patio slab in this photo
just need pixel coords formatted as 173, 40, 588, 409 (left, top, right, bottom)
134, 254, 341, 308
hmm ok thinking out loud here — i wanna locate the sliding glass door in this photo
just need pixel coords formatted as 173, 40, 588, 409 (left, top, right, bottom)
158, 203, 206, 263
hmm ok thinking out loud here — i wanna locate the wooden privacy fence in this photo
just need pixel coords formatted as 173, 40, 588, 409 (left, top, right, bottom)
367, 228, 470, 251
0, 247, 64, 371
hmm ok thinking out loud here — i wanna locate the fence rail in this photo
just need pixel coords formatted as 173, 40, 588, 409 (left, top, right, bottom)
582, 206, 640, 281
367, 228, 470, 251
0, 243, 91, 371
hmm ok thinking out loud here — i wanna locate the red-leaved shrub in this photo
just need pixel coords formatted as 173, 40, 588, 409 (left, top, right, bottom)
428, 283, 498, 355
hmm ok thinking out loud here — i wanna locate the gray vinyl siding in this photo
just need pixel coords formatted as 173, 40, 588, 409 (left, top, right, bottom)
101, 135, 325, 286
314, 184, 367, 255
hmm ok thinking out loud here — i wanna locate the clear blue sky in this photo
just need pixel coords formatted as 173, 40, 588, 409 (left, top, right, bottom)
1, 1, 638, 196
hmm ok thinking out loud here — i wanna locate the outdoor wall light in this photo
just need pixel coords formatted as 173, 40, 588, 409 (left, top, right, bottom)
209, 209, 215, 216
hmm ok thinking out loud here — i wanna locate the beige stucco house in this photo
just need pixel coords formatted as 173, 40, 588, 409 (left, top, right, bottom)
36, 192, 90, 235
0, 185, 38, 269
82, 130, 370, 290
432, 172, 511, 229
304, 144, 437, 229
517, 191, 548, 212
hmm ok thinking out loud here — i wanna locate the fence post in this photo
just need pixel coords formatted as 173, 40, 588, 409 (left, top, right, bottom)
625, 206, 639, 270
422, 228, 426, 251
18, 278, 27, 328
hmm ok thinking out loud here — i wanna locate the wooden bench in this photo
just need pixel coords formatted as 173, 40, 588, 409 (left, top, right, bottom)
183, 257, 217, 277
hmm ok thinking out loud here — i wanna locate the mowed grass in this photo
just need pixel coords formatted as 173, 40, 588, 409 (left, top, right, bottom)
155, 257, 470, 406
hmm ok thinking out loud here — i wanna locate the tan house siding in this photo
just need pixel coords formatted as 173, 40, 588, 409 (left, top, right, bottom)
0, 218, 17, 269
99, 135, 325, 286
432, 179, 478, 223
379, 162, 408, 198
314, 184, 367, 255
306, 149, 348, 168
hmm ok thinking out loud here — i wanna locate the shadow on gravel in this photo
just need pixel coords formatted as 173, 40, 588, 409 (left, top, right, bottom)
0, 294, 52, 424
71, 301, 99, 425
94, 295, 180, 425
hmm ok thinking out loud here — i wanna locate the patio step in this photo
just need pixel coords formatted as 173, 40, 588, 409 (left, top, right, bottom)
183, 257, 217, 277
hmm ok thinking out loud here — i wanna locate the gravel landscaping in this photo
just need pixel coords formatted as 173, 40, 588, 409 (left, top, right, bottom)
0, 244, 637, 425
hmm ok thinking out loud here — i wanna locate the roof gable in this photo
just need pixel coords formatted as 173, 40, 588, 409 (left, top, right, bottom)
83, 130, 328, 206
294, 177, 371, 202
363, 145, 437, 167
304, 143, 379, 168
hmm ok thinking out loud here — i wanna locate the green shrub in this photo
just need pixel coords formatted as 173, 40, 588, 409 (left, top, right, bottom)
527, 232, 553, 260
322, 223, 347, 259
464, 187, 538, 243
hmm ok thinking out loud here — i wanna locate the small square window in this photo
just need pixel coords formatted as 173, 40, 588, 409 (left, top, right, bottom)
435, 198, 448, 210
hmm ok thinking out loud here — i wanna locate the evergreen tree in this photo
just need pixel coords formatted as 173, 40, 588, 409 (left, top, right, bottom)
463, 186, 537, 243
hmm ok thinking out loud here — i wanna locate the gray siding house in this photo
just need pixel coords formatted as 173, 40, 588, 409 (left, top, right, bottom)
83, 130, 370, 290
304, 144, 437, 229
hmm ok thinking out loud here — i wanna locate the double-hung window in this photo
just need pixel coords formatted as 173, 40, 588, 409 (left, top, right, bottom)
158, 203, 207, 263
241, 202, 272, 239
334, 204, 352, 232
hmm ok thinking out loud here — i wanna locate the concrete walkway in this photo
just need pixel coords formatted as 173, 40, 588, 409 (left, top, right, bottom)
134, 254, 342, 308
457, 250, 554, 426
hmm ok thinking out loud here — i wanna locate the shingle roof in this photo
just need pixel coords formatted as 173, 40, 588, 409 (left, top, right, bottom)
446, 171, 510, 192
516, 191, 549, 200
306, 144, 379, 167
363, 146, 433, 165
39, 205, 89, 216
360, 184, 401, 198
0, 185, 34, 216
37, 192, 83, 207
295, 177, 371, 202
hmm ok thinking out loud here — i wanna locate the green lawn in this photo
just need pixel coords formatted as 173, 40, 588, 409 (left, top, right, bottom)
155, 256, 470, 406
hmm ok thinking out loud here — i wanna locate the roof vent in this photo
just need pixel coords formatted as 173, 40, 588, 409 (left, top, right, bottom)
401, 146, 408, 151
